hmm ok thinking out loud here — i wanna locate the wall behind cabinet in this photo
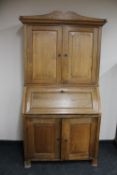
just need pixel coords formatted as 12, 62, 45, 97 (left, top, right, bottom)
0, 0, 117, 140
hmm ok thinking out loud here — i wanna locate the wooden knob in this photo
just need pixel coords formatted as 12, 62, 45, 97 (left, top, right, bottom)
58, 54, 61, 57
60, 90, 64, 93
64, 54, 68, 57
64, 139, 68, 142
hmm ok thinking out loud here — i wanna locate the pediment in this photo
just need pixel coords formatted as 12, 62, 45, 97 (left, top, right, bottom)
20, 11, 107, 26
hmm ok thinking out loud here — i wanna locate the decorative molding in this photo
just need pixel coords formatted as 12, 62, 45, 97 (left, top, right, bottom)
20, 11, 107, 26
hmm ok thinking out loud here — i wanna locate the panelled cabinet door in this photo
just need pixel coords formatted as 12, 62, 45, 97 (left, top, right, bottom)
26, 26, 62, 84
24, 118, 61, 160
61, 117, 97, 160
62, 26, 98, 84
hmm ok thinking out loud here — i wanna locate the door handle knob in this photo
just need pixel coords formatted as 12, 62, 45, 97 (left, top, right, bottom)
58, 54, 61, 57
64, 139, 68, 142
57, 138, 60, 141
64, 54, 68, 57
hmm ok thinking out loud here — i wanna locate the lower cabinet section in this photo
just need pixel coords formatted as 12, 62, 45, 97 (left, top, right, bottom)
24, 115, 100, 167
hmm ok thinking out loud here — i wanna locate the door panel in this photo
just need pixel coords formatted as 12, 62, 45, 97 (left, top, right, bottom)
70, 123, 90, 154
62, 26, 98, 84
25, 118, 61, 160
33, 31, 57, 81
61, 117, 97, 160
69, 32, 92, 80
26, 26, 62, 84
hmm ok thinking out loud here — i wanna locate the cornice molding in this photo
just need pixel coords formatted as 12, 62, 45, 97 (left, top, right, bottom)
20, 11, 107, 26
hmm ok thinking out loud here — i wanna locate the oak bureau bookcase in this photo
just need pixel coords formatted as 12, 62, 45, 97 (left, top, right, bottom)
20, 11, 106, 168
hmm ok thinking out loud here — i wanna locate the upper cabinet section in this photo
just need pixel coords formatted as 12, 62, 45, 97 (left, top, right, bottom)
20, 11, 106, 85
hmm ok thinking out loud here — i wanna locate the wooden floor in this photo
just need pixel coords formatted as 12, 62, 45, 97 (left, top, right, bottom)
0, 141, 117, 175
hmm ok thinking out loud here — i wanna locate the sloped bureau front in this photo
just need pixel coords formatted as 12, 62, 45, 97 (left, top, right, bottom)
20, 11, 106, 168
23, 87, 100, 114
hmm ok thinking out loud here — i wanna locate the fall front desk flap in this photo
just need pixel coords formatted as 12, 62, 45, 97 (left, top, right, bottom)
22, 86, 101, 114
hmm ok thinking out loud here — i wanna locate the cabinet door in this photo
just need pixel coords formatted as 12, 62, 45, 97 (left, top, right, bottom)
24, 117, 61, 160
26, 26, 62, 84
62, 26, 98, 84
61, 117, 98, 160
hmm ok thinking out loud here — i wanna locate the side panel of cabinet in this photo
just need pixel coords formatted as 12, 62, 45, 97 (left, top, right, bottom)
62, 26, 99, 84
24, 117, 61, 160
61, 117, 99, 160
115, 128, 117, 145
25, 26, 62, 84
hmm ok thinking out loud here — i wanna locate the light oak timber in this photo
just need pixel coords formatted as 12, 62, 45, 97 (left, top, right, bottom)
62, 26, 98, 84
20, 11, 107, 26
23, 86, 100, 114
23, 24, 102, 86
24, 118, 61, 160
20, 11, 106, 167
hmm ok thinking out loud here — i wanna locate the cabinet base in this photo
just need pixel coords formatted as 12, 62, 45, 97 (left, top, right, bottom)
91, 159, 98, 167
24, 159, 98, 168
24, 160, 32, 168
